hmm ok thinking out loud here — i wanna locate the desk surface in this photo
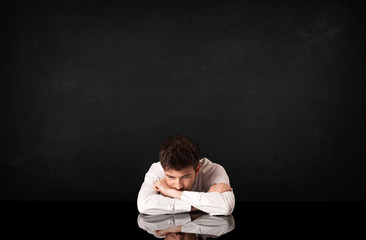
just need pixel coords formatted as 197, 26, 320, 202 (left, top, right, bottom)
1, 201, 362, 238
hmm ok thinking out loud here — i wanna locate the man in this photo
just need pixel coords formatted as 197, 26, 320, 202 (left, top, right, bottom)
137, 134, 235, 215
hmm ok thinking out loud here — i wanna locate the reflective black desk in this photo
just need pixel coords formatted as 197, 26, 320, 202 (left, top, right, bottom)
2, 201, 363, 238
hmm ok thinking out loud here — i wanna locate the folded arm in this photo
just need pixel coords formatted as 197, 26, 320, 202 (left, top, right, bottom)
154, 180, 234, 215
138, 179, 234, 215
180, 190, 235, 215
181, 165, 236, 215
137, 169, 191, 215
137, 162, 235, 215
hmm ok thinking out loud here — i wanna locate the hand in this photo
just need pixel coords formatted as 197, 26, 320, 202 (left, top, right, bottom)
153, 178, 171, 195
208, 182, 233, 194
154, 178, 182, 199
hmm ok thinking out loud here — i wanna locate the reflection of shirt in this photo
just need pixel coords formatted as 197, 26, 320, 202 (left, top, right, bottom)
137, 158, 235, 215
137, 213, 235, 238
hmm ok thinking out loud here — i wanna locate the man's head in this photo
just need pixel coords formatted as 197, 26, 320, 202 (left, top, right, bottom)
159, 134, 201, 191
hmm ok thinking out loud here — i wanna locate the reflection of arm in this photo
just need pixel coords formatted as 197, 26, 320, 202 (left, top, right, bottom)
181, 215, 235, 237
137, 163, 191, 215
137, 213, 235, 238
181, 165, 235, 215
137, 213, 191, 238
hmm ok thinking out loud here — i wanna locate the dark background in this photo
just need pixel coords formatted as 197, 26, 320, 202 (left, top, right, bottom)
1, 0, 365, 201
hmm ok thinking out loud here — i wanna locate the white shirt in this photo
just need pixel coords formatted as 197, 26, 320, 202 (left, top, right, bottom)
137, 157, 235, 215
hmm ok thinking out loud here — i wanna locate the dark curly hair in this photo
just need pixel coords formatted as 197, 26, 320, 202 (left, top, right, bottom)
159, 134, 200, 171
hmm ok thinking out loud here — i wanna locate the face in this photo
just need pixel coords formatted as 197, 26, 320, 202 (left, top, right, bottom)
163, 164, 201, 191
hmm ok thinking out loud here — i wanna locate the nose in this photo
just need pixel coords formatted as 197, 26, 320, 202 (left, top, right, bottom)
175, 179, 183, 190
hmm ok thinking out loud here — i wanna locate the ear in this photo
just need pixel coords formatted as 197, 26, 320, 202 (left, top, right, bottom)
195, 163, 201, 176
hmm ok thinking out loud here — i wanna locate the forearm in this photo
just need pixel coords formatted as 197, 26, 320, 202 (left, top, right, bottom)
138, 194, 191, 215
137, 180, 191, 215
154, 186, 235, 215
161, 190, 202, 213
180, 191, 235, 216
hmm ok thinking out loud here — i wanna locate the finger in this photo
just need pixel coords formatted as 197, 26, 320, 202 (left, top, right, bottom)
223, 186, 232, 192
154, 179, 162, 187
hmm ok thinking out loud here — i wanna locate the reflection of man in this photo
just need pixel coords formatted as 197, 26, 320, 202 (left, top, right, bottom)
137, 134, 235, 215
137, 212, 235, 239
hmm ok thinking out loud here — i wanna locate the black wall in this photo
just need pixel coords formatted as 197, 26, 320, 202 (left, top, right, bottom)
2, 0, 365, 201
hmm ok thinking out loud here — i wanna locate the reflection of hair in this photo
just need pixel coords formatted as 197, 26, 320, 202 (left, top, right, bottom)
159, 134, 200, 171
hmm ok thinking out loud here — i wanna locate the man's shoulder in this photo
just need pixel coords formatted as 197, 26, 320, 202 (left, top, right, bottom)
147, 161, 163, 172
199, 158, 230, 188
200, 158, 226, 173
143, 161, 165, 182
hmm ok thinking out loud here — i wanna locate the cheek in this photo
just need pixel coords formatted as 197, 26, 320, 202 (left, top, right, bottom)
183, 178, 194, 186
165, 179, 174, 186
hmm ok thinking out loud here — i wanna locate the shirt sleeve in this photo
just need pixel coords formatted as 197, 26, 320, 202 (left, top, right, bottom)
180, 164, 235, 215
181, 215, 235, 237
137, 213, 192, 237
137, 163, 192, 215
